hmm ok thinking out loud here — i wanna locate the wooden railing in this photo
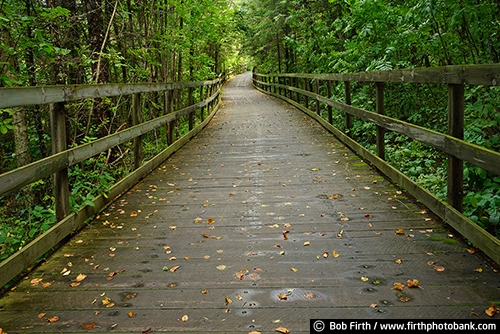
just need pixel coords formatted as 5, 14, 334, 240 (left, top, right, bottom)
253, 65, 500, 265
0, 77, 224, 288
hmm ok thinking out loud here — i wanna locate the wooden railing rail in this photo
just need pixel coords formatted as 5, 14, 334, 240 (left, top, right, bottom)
0, 77, 224, 288
253, 64, 500, 265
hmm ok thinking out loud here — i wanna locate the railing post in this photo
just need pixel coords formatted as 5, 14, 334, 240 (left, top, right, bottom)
327, 80, 333, 124
188, 87, 194, 131
50, 102, 70, 221
344, 81, 352, 131
166, 89, 174, 145
448, 84, 464, 213
304, 78, 309, 109
315, 79, 320, 115
376, 82, 385, 160
200, 85, 205, 122
132, 93, 143, 169
294, 77, 299, 102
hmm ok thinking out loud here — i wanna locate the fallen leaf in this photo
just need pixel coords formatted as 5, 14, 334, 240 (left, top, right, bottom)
30, 278, 43, 286
75, 273, 87, 282
364, 214, 372, 219
130, 211, 137, 217
485, 303, 497, 317
304, 292, 315, 299
393, 282, 404, 291
434, 266, 445, 272
170, 265, 180, 272
370, 303, 378, 308
248, 331, 262, 334
82, 323, 97, 329
395, 258, 403, 264
278, 293, 288, 300
225, 295, 232, 305
360, 276, 369, 282
42, 282, 51, 288
333, 250, 339, 258
407, 279, 420, 288
201, 289, 209, 294
395, 228, 405, 235
47, 316, 59, 323
282, 230, 289, 240
216, 265, 227, 270
322, 252, 328, 258
303, 241, 310, 246
275, 327, 290, 334
37, 313, 46, 319
181, 315, 189, 322
290, 268, 298, 272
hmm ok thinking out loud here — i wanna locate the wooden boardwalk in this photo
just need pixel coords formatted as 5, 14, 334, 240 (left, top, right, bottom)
1, 72, 500, 333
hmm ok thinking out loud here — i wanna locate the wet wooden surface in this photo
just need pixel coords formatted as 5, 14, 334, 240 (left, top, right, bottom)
1, 72, 500, 333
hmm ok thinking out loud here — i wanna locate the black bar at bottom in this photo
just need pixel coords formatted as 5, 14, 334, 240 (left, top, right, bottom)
310, 319, 499, 333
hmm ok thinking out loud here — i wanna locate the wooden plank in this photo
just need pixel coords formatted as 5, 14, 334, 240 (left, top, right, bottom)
0, 79, 222, 109
264, 64, 500, 85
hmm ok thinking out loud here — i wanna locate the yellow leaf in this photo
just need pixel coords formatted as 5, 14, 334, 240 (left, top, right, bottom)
303, 241, 310, 246
395, 228, 405, 235
225, 295, 232, 305
333, 250, 339, 258
75, 273, 87, 282
170, 265, 180, 272
216, 265, 227, 270
290, 268, 298, 272
406, 279, 420, 288
181, 315, 189, 322
275, 327, 290, 334
128, 312, 135, 318
393, 282, 404, 291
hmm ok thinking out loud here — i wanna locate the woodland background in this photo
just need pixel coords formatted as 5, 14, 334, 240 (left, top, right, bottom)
0, 0, 499, 263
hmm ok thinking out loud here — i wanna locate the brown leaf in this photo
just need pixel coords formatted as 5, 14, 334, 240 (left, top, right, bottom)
47, 316, 59, 323
201, 289, 209, 294
434, 266, 445, 272
275, 327, 290, 334
37, 313, 46, 319
282, 230, 289, 240
485, 303, 497, 317
278, 293, 288, 300
82, 323, 97, 329
69, 281, 81, 287
235, 270, 245, 280
248, 331, 262, 334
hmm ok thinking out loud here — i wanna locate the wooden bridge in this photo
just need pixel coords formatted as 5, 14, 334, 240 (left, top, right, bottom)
1, 68, 500, 333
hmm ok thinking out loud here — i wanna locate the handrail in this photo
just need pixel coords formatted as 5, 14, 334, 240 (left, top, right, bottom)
253, 64, 500, 265
0, 77, 225, 288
